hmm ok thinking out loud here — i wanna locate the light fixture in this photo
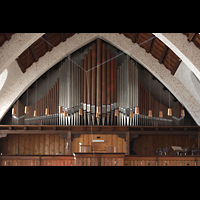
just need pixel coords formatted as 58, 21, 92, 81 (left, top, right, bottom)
159, 111, 163, 118
24, 89, 29, 114
168, 108, 172, 116
181, 109, 185, 117
135, 107, 139, 115
148, 73, 152, 117
114, 109, 118, 116
79, 108, 83, 115
130, 111, 133, 118
167, 92, 172, 116
148, 110, 152, 117
167, 53, 172, 117
159, 79, 163, 118
25, 106, 29, 114
59, 106, 63, 114
64, 110, 67, 117
12, 108, 16, 115
33, 110, 37, 117
45, 108, 49, 115
33, 80, 38, 117
96, 106, 101, 114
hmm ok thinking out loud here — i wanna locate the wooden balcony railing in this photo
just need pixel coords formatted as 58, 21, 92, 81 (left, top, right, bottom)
1, 154, 200, 166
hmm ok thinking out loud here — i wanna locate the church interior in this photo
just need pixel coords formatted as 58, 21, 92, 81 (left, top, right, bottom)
0, 33, 200, 166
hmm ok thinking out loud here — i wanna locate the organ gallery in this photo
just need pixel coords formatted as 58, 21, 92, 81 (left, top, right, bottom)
0, 33, 200, 166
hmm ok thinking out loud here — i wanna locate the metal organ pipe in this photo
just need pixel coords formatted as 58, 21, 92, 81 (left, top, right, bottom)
91, 43, 96, 125
20, 38, 175, 127
96, 38, 102, 125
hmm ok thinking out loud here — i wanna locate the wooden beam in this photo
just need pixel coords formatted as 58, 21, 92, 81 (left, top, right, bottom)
171, 59, 181, 75
3, 33, 11, 40
159, 45, 168, 64
126, 131, 130, 155
146, 33, 154, 53
16, 57, 26, 73
0, 125, 198, 136
67, 131, 72, 155
132, 33, 137, 43
60, 33, 67, 42
43, 33, 53, 51
29, 45, 38, 62
188, 33, 196, 42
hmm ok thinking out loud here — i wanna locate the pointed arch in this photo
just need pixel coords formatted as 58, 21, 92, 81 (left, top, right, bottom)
0, 33, 200, 125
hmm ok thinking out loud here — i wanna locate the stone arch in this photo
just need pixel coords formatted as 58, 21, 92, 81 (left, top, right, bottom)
0, 33, 200, 125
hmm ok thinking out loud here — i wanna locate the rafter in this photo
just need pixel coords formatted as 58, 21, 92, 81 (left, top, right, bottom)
29, 45, 38, 62
159, 45, 168, 64
188, 33, 196, 42
43, 33, 53, 51
16, 57, 26, 73
146, 33, 154, 53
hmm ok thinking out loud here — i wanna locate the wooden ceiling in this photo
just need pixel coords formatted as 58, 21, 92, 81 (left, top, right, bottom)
0, 33, 199, 75
122, 33, 181, 75
0, 33, 14, 47
16, 33, 75, 73
183, 33, 200, 48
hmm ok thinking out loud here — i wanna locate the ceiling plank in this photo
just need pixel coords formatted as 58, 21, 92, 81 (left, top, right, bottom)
29, 45, 38, 62
16, 57, 26, 73
188, 33, 196, 42
159, 45, 168, 64
3, 33, 11, 40
60, 33, 67, 42
43, 33, 53, 51
131, 33, 137, 43
146, 33, 154, 53
171, 59, 181, 75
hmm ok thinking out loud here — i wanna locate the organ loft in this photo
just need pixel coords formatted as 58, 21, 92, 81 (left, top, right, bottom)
0, 33, 200, 166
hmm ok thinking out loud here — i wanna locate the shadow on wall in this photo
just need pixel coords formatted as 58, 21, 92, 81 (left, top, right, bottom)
190, 71, 200, 101
0, 69, 8, 91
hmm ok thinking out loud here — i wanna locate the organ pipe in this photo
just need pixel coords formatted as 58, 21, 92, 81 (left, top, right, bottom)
13, 38, 182, 126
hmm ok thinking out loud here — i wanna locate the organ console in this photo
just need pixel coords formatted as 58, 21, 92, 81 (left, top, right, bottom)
12, 38, 186, 126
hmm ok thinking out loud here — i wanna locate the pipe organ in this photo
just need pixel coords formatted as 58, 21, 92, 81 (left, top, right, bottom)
12, 38, 186, 126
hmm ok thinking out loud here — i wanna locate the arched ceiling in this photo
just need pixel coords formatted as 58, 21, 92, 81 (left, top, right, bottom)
0, 33, 200, 125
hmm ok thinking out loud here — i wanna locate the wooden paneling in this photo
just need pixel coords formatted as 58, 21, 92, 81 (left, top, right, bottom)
71, 134, 126, 154
0, 134, 68, 155
40, 155, 74, 166
73, 153, 125, 166
125, 156, 157, 166
0, 132, 197, 157
157, 156, 196, 166
133, 134, 197, 156
0, 155, 74, 166
1, 154, 200, 166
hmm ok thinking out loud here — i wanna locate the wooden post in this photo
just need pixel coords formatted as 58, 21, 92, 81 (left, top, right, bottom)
67, 131, 72, 155
126, 132, 130, 155
198, 132, 200, 149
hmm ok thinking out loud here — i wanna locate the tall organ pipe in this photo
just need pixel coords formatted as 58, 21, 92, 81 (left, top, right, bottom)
96, 38, 102, 125
106, 49, 111, 125
102, 43, 107, 125
91, 42, 96, 125
83, 54, 87, 125
87, 49, 92, 125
